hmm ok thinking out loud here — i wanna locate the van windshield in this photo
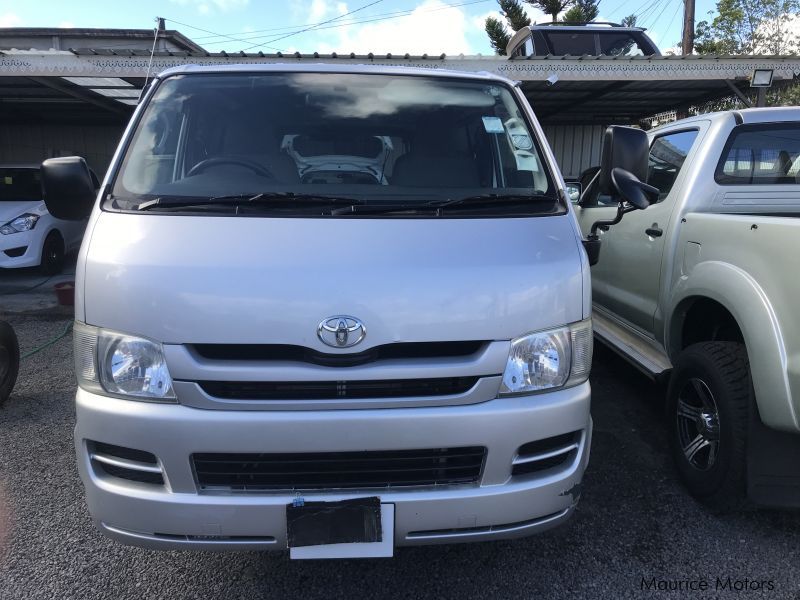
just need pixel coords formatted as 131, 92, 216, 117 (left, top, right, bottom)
109, 72, 562, 217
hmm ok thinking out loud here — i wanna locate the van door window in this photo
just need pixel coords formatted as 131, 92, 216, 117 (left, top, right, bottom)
648, 129, 699, 201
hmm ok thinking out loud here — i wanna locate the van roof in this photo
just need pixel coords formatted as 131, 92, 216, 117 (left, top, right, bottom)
156, 62, 513, 84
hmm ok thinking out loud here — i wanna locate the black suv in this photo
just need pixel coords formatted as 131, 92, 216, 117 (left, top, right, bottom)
507, 23, 660, 57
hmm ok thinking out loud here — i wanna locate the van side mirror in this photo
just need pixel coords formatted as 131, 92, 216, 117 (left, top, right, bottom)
40, 157, 97, 221
583, 126, 660, 267
564, 181, 582, 203
598, 126, 659, 210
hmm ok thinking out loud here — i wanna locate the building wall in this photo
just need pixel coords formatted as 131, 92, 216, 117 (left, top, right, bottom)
0, 123, 124, 177
542, 124, 606, 179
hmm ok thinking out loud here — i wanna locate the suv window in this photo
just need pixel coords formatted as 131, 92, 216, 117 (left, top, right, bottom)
598, 32, 645, 56
716, 123, 800, 185
543, 31, 597, 55
648, 130, 699, 201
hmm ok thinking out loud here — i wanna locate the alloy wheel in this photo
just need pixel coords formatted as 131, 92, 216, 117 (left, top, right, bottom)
676, 377, 720, 471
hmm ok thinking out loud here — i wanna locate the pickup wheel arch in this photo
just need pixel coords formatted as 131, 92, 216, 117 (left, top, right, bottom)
667, 260, 796, 432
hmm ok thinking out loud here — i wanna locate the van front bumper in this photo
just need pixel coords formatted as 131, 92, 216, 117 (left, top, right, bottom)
74, 382, 592, 551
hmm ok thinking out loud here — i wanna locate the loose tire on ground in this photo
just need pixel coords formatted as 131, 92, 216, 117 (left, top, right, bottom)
667, 341, 751, 510
40, 231, 65, 275
0, 320, 20, 406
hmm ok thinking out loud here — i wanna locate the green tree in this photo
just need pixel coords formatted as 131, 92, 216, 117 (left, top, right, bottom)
563, 0, 599, 24
486, 16, 512, 55
694, 0, 800, 55
529, 0, 574, 23
485, 0, 532, 55
621, 14, 637, 27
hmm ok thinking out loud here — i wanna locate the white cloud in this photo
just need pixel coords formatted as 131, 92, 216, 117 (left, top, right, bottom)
168, 0, 249, 14
58, 20, 75, 28
309, 0, 329, 21
309, 0, 476, 54
0, 12, 21, 27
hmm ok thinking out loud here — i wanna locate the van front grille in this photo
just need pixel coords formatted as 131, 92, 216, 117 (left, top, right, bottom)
192, 446, 487, 491
198, 377, 479, 400
191, 341, 486, 367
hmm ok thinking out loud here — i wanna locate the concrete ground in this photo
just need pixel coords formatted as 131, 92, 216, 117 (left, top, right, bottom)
0, 307, 798, 600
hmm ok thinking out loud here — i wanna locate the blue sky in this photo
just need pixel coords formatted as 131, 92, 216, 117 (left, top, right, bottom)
0, 0, 718, 55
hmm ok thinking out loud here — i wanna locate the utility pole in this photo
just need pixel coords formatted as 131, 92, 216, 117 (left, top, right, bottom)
681, 0, 695, 55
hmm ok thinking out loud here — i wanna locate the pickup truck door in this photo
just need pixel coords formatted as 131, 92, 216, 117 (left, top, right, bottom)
575, 128, 700, 333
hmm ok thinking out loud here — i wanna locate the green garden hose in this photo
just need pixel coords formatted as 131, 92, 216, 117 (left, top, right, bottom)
20, 322, 72, 360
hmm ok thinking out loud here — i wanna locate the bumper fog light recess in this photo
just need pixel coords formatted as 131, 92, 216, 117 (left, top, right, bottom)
89, 441, 164, 485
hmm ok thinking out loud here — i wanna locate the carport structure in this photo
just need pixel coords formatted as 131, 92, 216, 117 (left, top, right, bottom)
1, 29, 799, 178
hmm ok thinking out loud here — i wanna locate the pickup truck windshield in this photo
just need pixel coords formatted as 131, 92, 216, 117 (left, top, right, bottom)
109, 72, 561, 217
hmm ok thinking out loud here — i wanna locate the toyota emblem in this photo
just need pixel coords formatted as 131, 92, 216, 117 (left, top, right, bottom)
317, 316, 366, 348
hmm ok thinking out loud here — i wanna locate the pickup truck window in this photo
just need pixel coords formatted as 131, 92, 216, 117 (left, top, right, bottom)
716, 123, 800, 185
648, 129, 699, 201
109, 72, 561, 218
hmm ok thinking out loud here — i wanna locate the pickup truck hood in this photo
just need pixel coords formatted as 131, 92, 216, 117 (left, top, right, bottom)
82, 212, 584, 348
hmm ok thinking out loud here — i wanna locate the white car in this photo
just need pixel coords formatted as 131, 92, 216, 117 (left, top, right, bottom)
0, 164, 90, 274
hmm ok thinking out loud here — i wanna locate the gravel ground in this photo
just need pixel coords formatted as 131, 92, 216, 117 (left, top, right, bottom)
0, 310, 798, 600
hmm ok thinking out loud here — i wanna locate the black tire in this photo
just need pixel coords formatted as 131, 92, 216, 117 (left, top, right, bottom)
0, 320, 20, 406
40, 231, 65, 275
667, 342, 751, 510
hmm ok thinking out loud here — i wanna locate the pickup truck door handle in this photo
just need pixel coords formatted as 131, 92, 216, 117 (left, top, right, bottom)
645, 226, 663, 237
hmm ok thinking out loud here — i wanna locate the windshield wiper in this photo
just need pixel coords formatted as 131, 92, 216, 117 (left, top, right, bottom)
328, 193, 561, 217
427, 193, 560, 210
135, 192, 366, 211
330, 203, 438, 216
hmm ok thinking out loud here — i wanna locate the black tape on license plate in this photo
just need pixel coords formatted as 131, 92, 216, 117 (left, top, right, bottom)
286, 497, 382, 547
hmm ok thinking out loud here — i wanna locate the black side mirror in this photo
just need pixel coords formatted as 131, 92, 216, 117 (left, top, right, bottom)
584, 126, 660, 267
611, 167, 659, 210
40, 157, 96, 221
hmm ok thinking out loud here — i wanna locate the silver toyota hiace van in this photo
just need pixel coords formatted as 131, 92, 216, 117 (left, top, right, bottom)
40, 64, 614, 558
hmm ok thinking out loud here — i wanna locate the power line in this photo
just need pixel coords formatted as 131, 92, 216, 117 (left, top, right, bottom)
661, 1, 683, 48
192, 0, 489, 41
161, 16, 285, 51
241, 0, 385, 52
201, 0, 491, 49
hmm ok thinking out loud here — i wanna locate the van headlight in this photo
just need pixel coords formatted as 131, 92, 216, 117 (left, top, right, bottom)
73, 322, 175, 401
500, 319, 592, 395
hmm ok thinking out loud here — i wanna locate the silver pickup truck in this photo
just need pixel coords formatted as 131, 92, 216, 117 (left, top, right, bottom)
576, 108, 800, 509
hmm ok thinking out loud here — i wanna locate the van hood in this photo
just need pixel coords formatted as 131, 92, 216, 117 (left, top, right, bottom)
82, 212, 585, 348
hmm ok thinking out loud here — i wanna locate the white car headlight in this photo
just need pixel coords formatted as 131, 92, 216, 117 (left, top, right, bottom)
73, 322, 175, 401
500, 318, 593, 395
0, 213, 39, 235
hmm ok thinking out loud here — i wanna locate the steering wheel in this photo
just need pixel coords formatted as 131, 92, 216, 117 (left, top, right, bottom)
187, 156, 274, 178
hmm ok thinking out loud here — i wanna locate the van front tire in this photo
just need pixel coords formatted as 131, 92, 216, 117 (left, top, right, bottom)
667, 342, 750, 510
